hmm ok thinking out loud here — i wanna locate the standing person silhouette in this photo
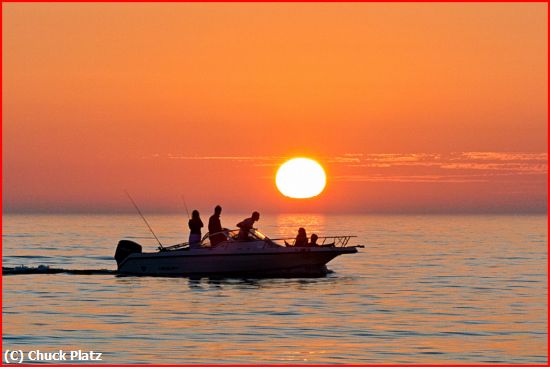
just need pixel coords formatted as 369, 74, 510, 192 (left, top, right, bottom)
188, 210, 203, 249
208, 205, 225, 246
236, 211, 260, 241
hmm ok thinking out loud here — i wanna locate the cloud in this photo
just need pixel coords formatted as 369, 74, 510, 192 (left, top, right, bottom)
152, 152, 547, 183
334, 174, 488, 183
340, 152, 547, 183
345, 151, 547, 174
457, 152, 548, 162
440, 162, 547, 173
327, 157, 361, 163
165, 155, 279, 161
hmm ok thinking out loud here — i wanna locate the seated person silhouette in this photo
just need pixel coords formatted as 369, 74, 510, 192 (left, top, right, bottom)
286, 227, 309, 247
310, 233, 335, 247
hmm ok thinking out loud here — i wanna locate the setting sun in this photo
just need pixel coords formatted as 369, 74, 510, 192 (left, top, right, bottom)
276, 158, 327, 199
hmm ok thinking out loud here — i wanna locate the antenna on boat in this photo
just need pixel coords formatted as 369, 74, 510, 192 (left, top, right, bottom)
181, 194, 190, 219
124, 190, 164, 249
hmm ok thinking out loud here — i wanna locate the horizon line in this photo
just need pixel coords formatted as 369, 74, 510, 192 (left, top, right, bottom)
3, 209, 547, 216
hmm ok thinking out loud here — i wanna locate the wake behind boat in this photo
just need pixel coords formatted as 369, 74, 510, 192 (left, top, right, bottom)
115, 229, 362, 277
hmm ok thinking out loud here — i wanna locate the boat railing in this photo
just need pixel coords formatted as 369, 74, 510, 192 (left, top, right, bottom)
158, 234, 360, 250
269, 235, 357, 247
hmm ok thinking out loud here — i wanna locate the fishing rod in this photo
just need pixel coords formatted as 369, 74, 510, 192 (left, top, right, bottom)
181, 194, 190, 219
124, 190, 164, 249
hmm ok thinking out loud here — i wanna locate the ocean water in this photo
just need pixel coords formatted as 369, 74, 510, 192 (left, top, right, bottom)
2, 213, 547, 364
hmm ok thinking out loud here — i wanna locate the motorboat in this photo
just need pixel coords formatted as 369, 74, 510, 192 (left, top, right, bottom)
114, 229, 362, 276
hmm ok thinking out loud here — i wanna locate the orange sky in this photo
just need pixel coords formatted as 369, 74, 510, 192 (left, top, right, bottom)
2, 3, 548, 214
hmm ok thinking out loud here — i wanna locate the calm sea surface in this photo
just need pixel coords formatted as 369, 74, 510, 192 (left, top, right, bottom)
2, 214, 547, 364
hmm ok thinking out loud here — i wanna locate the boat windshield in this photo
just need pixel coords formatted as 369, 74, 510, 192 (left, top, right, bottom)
201, 229, 279, 247
201, 228, 274, 246
249, 229, 268, 240
219, 228, 269, 241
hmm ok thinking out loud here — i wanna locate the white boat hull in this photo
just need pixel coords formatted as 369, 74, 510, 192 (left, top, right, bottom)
117, 242, 358, 276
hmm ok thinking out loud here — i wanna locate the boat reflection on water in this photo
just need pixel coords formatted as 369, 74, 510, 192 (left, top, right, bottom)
115, 228, 363, 277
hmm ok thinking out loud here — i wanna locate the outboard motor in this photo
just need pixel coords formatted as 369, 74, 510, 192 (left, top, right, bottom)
114, 240, 142, 266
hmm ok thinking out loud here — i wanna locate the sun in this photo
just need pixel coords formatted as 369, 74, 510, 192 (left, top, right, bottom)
276, 158, 327, 199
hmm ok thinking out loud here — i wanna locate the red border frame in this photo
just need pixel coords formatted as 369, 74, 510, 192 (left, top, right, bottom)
0, 1, 548, 366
